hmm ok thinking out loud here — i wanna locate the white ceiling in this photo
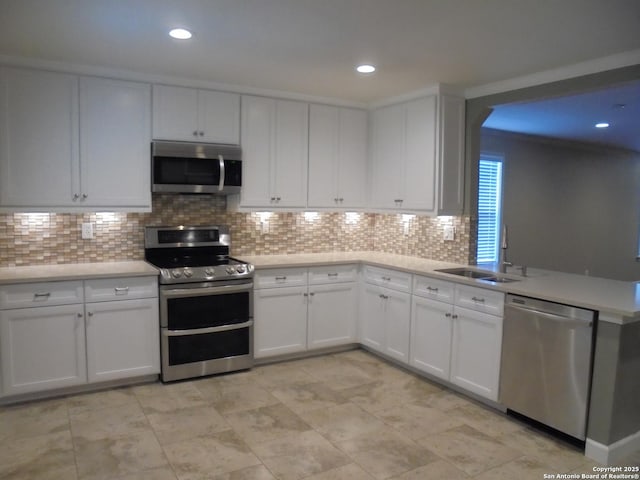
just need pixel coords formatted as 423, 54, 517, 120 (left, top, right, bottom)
1, 0, 639, 104
1, 0, 639, 151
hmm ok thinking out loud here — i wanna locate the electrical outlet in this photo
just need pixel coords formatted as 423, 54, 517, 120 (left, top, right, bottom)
81, 222, 94, 240
443, 225, 455, 241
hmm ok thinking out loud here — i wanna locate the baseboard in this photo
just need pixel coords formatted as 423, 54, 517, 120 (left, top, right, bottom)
586, 429, 640, 465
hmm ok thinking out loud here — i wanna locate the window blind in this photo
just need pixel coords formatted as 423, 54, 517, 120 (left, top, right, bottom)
477, 157, 503, 264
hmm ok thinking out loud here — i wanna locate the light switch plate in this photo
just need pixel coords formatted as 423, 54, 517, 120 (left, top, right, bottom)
81, 222, 94, 239
443, 226, 455, 241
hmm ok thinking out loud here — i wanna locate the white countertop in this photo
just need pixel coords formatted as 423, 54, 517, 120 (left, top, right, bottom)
239, 251, 640, 322
0, 261, 159, 285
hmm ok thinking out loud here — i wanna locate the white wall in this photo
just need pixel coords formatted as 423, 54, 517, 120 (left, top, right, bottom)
481, 128, 640, 281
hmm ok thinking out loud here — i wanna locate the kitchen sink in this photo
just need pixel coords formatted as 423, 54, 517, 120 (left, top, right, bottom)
434, 267, 495, 279
434, 267, 520, 284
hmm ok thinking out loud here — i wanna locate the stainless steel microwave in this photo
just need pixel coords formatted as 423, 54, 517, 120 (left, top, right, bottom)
151, 141, 242, 194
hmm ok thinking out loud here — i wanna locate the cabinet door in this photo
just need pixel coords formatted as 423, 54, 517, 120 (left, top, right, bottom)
273, 100, 308, 207
308, 104, 339, 207
0, 67, 79, 207
85, 298, 160, 383
240, 95, 275, 206
307, 282, 357, 349
0, 305, 86, 395
450, 306, 503, 401
359, 284, 386, 354
337, 108, 368, 208
152, 85, 199, 141
370, 104, 404, 209
410, 296, 452, 380
438, 95, 465, 215
384, 290, 411, 363
198, 89, 240, 144
80, 77, 151, 208
403, 95, 437, 212
254, 286, 307, 358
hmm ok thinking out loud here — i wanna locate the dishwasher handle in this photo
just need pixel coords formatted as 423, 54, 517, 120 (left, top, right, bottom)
506, 303, 593, 328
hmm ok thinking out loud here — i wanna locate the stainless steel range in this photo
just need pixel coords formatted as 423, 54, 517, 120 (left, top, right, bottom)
144, 225, 254, 382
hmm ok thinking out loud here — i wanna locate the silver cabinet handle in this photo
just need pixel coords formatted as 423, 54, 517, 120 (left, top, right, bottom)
77, 312, 83, 318
309, 292, 315, 296
327, 273, 339, 277
427, 286, 439, 293
199, 131, 204, 136
378, 294, 388, 300
276, 197, 281, 201
34, 292, 51, 299
218, 154, 225, 192
472, 296, 486, 303
73, 193, 80, 201
303, 292, 308, 297
193, 130, 198, 136
275, 276, 287, 281
87, 311, 94, 317
114, 287, 129, 295
452, 314, 458, 319
82, 193, 88, 199
445, 313, 452, 318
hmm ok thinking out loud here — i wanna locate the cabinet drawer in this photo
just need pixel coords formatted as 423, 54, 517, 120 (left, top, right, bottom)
455, 284, 504, 316
363, 266, 411, 293
84, 276, 158, 302
255, 268, 307, 289
308, 265, 358, 285
413, 275, 454, 303
0, 281, 84, 309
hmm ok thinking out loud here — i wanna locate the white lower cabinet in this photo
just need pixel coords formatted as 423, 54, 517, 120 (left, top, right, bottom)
360, 267, 412, 363
85, 298, 159, 383
410, 275, 504, 401
254, 266, 357, 359
0, 304, 86, 396
0, 275, 159, 398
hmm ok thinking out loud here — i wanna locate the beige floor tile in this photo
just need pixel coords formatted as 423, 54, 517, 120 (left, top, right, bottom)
67, 387, 138, 415
211, 464, 277, 480
298, 355, 376, 389
416, 424, 522, 476
106, 467, 178, 480
374, 401, 464, 440
335, 426, 439, 480
224, 403, 312, 446
473, 455, 555, 480
496, 427, 590, 472
413, 389, 475, 412
303, 462, 376, 480
74, 430, 169, 480
0, 397, 70, 442
253, 361, 319, 388
391, 459, 470, 480
133, 380, 207, 413
268, 381, 348, 413
70, 402, 151, 442
252, 430, 351, 480
298, 403, 387, 443
146, 404, 230, 445
447, 401, 524, 438
163, 429, 261, 480
195, 381, 280, 414
0, 430, 77, 480
334, 351, 416, 385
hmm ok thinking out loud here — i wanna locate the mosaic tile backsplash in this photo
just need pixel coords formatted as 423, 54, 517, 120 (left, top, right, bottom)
0, 195, 472, 267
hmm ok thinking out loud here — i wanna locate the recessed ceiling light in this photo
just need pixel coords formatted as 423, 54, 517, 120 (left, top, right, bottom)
356, 64, 376, 74
169, 28, 192, 40
595, 122, 610, 128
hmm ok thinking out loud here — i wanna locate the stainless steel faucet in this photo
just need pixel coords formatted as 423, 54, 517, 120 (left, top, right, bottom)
499, 224, 513, 273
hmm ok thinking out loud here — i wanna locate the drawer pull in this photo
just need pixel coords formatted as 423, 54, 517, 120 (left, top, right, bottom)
114, 287, 129, 295
381, 276, 391, 281
275, 276, 287, 281
34, 292, 51, 300
327, 273, 339, 277
378, 293, 388, 300
445, 313, 452, 318
472, 296, 486, 303
427, 286, 439, 293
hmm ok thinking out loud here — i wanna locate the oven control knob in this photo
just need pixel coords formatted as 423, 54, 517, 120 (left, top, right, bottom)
171, 269, 182, 278
183, 268, 193, 278
204, 268, 214, 277
236, 265, 246, 274
226, 266, 236, 275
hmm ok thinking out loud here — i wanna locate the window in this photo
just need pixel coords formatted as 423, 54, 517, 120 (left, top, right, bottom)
477, 154, 503, 264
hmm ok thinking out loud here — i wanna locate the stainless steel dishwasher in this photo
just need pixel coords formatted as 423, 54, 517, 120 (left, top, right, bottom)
499, 294, 596, 440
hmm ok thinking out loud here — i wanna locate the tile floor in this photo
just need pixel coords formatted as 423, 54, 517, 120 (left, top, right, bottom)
1, 349, 639, 480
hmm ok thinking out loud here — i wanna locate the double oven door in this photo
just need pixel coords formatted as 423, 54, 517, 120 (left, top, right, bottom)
159, 279, 253, 382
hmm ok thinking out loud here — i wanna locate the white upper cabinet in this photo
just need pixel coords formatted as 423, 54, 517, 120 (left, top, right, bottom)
370, 92, 465, 215
152, 85, 240, 144
0, 67, 79, 207
238, 95, 308, 208
0, 67, 151, 211
308, 105, 368, 208
80, 76, 151, 208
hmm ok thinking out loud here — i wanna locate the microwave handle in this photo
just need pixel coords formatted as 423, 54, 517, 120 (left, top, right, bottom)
218, 154, 225, 192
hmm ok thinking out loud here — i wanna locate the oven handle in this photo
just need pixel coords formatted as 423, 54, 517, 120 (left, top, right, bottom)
161, 282, 253, 299
163, 320, 253, 337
